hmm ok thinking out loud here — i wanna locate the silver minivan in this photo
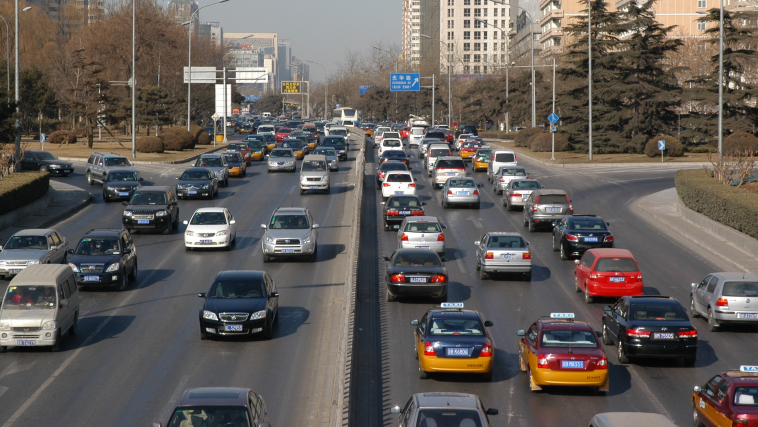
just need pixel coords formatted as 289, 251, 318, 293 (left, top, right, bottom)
0, 264, 80, 352
300, 154, 330, 194
690, 272, 758, 331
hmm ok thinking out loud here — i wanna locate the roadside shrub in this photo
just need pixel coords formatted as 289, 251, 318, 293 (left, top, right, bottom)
47, 130, 77, 145
158, 130, 184, 151
478, 131, 510, 140
724, 131, 758, 154
530, 132, 570, 152
676, 169, 758, 239
644, 135, 684, 157
526, 131, 547, 149
189, 125, 207, 146
136, 136, 164, 154
514, 127, 544, 147
162, 127, 194, 150
0, 172, 49, 216
196, 129, 211, 145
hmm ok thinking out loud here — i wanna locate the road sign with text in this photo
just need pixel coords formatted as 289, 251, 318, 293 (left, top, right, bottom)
390, 73, 420, 92
281, 81, 302, 94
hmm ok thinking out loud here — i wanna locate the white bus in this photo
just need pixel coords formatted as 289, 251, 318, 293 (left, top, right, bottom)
331, 107, 359, 124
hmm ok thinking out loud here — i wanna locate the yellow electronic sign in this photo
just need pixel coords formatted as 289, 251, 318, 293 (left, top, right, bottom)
281, 81, 301, 94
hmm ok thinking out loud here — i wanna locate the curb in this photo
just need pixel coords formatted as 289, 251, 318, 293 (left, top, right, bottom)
37, 193, 92, 229
56, 144, 228, 165
0, 188, 55, 232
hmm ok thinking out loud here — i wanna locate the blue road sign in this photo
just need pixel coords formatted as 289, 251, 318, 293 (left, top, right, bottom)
359, 85, 379, 96
548, 112, 560, 125
658, 140, 666, 151
390, 73, 420, 92
40, 133, 46, 143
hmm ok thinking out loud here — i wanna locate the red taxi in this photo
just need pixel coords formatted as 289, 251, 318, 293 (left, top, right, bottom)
693, 366, 758, 427
574, 248, 643, 303
275, 127, 292, 142
225, 142, 251, 165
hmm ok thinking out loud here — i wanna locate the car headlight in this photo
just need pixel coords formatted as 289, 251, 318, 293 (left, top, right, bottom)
42, 321, 56, 330
176, 184, 185, 189
215, 230, 229, 236
68, 263, 79, 272
123, 211, 133, 217
303, 236, 312, 244
186, 230, 195, 237
265, 236, 274, 244
250, 310, 266, 320
201, 184, 209, 190
105, 263, 120, 272
286, 161, 294, 165
0, 321, 10, 331
27, 260, 40, 265
155, 211, 168, 217
49, 164, 60, 168
268, 161, 276, 165
203, 310, 218, 321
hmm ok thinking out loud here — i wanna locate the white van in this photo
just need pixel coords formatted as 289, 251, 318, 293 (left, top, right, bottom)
379, 138, 405, 156
487, 150, 518, 182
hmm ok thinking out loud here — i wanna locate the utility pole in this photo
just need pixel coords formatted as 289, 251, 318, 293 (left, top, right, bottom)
588, 0, 593, 161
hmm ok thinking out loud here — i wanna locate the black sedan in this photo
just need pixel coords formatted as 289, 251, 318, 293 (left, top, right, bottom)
383, 249, 447, 303
552, 215, 613, 260
20, 150, 74, 175
176, 167, 219, 199
103, 168, 143, 202
376, 160, 409, 189
198, 271, 279, 340
382, 195, 426, 231
380, 150, 410, 168
601, 295, 697, 366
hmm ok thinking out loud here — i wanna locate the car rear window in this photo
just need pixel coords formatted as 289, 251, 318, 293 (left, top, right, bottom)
436, 159, 465, 169
381, 163, 408, 171
416, 410, 483, 426
387, 173, 412, 183
393, 252, 440, 266
411, 128, 424, 135
568, 218, 607, 231
513, 181, 541, 189
537, 194, 568, 204
405, 222, 441, 233
428, 318, 484, 336
384, 152, 406, 159
722, 281, 758, 297
487, 236, 526, 248
495, 153, 515, 162
594, 257, 638, 272
430, 149, 450, 157
734, 387, 758, 406
541, 330, 598, 348
383, 140, 402, 147
426, 132, 446, 139
501, 168, 526, 176
447, 179, 475, 188
630, 303, 687, 321
388, 197, 421, 208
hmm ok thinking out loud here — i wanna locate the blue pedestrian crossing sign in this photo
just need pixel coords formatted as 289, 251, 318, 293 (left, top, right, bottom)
548, 113, 560, 125
390, 73, 420, 92
658, 140, 666, 151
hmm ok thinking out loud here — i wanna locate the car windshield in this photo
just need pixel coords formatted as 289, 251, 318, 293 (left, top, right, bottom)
595, 257, 638, 272
426, 132, 446, 139
384, 140, 402, 147
209, 278, 265, 299
108, 172, 138, 182
537, 195, 568, 204
190, 212, 227, 225
324, 138, 345, 146
405, 222, 441, 233
487, 236, 526, 248
302, 160, 326, 171
130, 192, 167, 205
630, 303, 688, 321
269, 215, 309, 229
247, 142, 263, 149
3, 235, 48, 249
282, 141, 302, 149
331, 129, 347, 136
270, 150, 293, 158
722, 281, 758, 297
74, 238, 121, 255
388, 197, 420, 208
104, 157, 130, 167
166, 406, 251, 427
2, 286, 57, 310
513, 181, 541, 190
314, 148, 336, 156
501, 168, 526, 176
384, 152, 406, 159
381, 163, 407, 171
436, 160, 465, 169
181, 171, 212, 180
416, 410, 483, 426
223, 154, 242, 162
387, 173, 412, 183
734, 387, 758, 406
568, 218, 607, 231
278, 128, 291, 133
541, 329, 599, 348
475, 150, 492, 157
393, 252, 440, 267
495, 153, 515, 162
227, 144, 246, 151
196, 158, 223, 167
429, 318, 485, 336
35, 152, 58, 160
430, 149, 450, 157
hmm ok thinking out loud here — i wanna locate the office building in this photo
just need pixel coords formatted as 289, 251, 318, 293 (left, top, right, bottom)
226, 33, 279, 93
198, 21, 224, 46
278, 40, 292, 83
167, 0, 199, 33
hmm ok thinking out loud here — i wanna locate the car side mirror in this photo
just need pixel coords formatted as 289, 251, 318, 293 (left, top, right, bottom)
198, 293, 207, 298
474, 241, 480, 246
441, 225, 447, 229
390, 406, 401, 415
229, 220, 236, 225
139, 177, 144, 181
67, 249, 74, 254
603, 306, 611, 312
574, 259, 580, 265
60, 300, 69, 308
694, 386, 702, 393
382, 256, 390, 261
484, 320, 494, 327
175, 177, 179, 180
312, 224, 319, 229
486, 408, 499, 416
183, 220, 189, 225
123, 249, 132, 255
258, 423, 271, 427
516, 329, 525, 336
170, 201, 178, 206
595, 330, 602, 337
260, 224, 267, 229
270, 291, 279, 298
50, 245, 57, 251
421, 202, 427, 206
691, 283, 698, 289
380, 201, 385, 205
606, 222, 610, 226
122, 201, 129, 206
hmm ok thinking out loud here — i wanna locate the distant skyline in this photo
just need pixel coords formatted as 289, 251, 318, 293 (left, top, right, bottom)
179, 0, 402, 82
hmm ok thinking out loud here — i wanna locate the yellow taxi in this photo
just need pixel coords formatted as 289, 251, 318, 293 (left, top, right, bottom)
410, 303, 495, 381
459, 142, 481, 160
282, 140, 305, 160
246, 140, 266, 161
266, 138, 277, 152
692, 366, 758, 426
517, 313, 609, 393
472, 148, 493, 172
363, 123, 376, 138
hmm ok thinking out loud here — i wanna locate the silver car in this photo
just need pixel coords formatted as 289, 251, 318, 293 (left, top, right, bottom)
0, 229, 68, 278
397, 216, 446, 260
418, 138, 445, 159
194, 154, 230, 187
523, 189, 573, 231
474, 232, 532, 281
442, 177, 481, 209
261, 207, 319, 262
431, 156, 466, 188
690, 272, 758, 331
503, 179, 542, 211
493, 166, 528, 195
299, 154, 330, 194
312, 147, 339, 171
425, 144, 452, 173
267, 148, 297, 172
391, 392, 498, 427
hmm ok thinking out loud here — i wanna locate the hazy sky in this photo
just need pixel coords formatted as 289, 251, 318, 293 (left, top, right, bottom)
192, 0, 402, 81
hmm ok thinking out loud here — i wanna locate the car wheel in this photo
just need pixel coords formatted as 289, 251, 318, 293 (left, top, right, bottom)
262, 319, 274, 340
479, 268, 487, 281
0, 346, 6, 353
172, 214, 179, 229
86, 172, 93, 185
103, 192, 110, 202
39, 166, 47, 172
502, 198, 507, 208
575, 277, 582, 292
224, 240, 232, 251
693, 406, 704, 427
117, 273, 128, 292
475, 259, 481, 271
584, 287, 593, 303
325, 186, 330, 194
690, 298, 700, 318
523, 217, 528, 227
50, 329, 61, 352
300, 189, 305, 195
482, 370, 493, 382
186, 246, 191, 251
310, 245, 318, 262
528, 220, 536, 232
560, 242, 568, 260
442, 198, 448, 209
263, 254, 271, 263
225, 177, 229, 186
552, 235, 558, 251
200, 332, 210, 341
617, 341, 630, 364
529, 370, 540, 392
69, 312, 78, 336
602, 324, 612, 345
523, 271, 532, 282
386, 288, 395, 302
128, 261, 138, 282
163, 220, 173, 235
496, 188, 502, 195
707, 308, 720, 331
474, 202, 480, 209
419, 363, 429, 379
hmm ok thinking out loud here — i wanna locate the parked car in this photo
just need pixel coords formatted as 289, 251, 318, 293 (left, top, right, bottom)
20, 151, 74, 175
0, 229, 68, 278
67, 228, 138, 291
690, 272, 758, 331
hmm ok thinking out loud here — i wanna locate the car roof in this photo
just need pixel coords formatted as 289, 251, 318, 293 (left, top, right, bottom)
194, 207, 227, 213
387, 170, 412, 175
13, 229, 56, 236
712, 272, 758, 281
303, 154, 327, 161
415, 392, 479, 409
11, 264, 73, 285
177, 387, 251, 406
404, 215, 439, 223
437, 156, 462, 160
106, 167, 137, 173
510, 178, 540, 184
183, 167, 212, 173
274, 207, 307, 214
487, 231, 523, 237
137, 186, 169, 192
589, 413, 676, 427
199, 154, 223, 159
427, 308, 482, 321
215, 270, 264, 280
93, 152, 126, 157
540, 318, 594, 332
535, 189, 567, 196
83, 228, 124, 238
587, 248, 634, 258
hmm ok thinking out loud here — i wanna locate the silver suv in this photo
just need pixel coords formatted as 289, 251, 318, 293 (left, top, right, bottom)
523, 189, 573, 231
261, 207, 319, 262
86, 152, 133, 185
300, 154, 330, 194
431, 157, 466, 188
397, 216, 446, 260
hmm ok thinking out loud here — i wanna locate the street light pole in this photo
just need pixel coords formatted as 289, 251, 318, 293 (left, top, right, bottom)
305, 60, 327, 119
420, 35, 453, 126
13, 3, 31, 170
131, 0, 136, 159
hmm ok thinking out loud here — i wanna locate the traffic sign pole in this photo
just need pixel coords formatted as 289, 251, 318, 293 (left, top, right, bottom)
658, 140, 665, 163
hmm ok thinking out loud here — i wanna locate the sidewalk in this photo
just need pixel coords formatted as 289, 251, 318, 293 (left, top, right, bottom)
635, 188, 758, 274
0, 180, 91, 241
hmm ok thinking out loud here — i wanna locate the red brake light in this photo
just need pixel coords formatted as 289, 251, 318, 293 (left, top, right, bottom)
408, 183, 416, 187
480, 342, 493, 357
378, 172, 385, 178
424, 341, 435, 356
411, 211, 425, 216
437, 233, 445, 242
566, 195, 573, 213
597, 356, 608, 370
473, 190, 479, 196
401, 233, 409, 241
537, 354, 549, 368
627, 328, 651, 338
430, 275, 446, 283
677, 330, 698, 338
386, 210, 398, 216
499, 177, 505, 182
604, 235, 614, 242
716, 298, 729, 307
565, 234, 578, 242
522, 252, 531, 260
447, 190, 453, 195
391, 273, 405, 282
733, 417, 748, 427
485, 252, 493, 259
383, 183, 391, 187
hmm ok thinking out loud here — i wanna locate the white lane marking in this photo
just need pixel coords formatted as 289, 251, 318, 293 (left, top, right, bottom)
466, 215, 483, 229
455, 253, 466, 274
158, 375, 190, 422
0, 386, 7, 399
0, 360, 36, 381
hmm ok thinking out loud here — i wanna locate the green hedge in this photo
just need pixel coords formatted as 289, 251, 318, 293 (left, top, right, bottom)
676, 169, 758, 239
0, 172, 50, 216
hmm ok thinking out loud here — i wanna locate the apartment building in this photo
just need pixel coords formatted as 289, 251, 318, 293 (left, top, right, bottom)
402, 0, 422, 65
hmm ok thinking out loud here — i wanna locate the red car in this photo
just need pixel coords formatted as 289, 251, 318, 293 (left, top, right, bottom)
275, 127, 292, 141
692, 366, 758, 427
444, 129, 454, 143
225, 142, 251, 165
573, 248, 643, 303
400, 127, 410, 139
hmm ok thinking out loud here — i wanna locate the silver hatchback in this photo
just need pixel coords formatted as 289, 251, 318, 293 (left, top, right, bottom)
493, 166, 528, 195
397, 216, 446, 260
442, 177, 481, 209
503, 179, 542, 211
431, 157, 467, 188
690, 272, 758, 331
523, 189, 573, 231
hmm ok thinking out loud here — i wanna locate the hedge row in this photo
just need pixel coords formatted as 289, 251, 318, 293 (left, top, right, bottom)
676, 169, 758, 240
136, 136, 164, 153
0, 172, 50, 216
159, 127, 194, 151
191, 125, 212, 145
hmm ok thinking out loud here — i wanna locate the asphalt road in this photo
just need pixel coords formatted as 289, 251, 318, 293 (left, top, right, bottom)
353, 138, 751, 426
0, 131, 360, 426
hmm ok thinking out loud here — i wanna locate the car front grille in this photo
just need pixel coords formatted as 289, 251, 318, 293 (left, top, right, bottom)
80, 264, 104, 273
275, 239, 300, 245
12, 327, 41, 332
199, 233, 215, 238
132, 214, 154, 220
219, 312, 249, 322
5, 261, 29, 266
306, 178, 321, 182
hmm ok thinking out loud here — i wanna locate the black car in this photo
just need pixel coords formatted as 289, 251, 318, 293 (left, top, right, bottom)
380, 150, 410, 168
382, 195, 426, 231
102, 168, 143, 202
601, 295, 698, 366
552, 215, 613, 260
157, 387, 271, 427
376, 160, 409, 188
455, 124, 479, 138
20, 150, 74, 176
383, 248, 447, 302
122, 186, 180, 234
176, 167, 219, 199
198, 271, 279, 340
320, 136, 348, 160
67, 228, 138, 291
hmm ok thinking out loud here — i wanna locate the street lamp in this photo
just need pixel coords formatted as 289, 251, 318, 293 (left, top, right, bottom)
305, 60, 327, 120
420, 34, 452, 127
13, 4, 32, 171
183, 0, 230, 131
697, 4, 724, 161
0, 15, 11, 106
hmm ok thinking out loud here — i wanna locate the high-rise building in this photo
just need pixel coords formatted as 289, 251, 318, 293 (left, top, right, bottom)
167, 0, 199, 33
278, 40, 292, 83
198, 21, 224, 46
291, 56, 310, 82
28, 0, 104, 25
226, 33, 279, 92
402, 0, 422, 65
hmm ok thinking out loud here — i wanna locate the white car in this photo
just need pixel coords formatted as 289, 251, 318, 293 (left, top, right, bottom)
183, 207, 237, 251
409, 127, 426, 147
455, 134, 472, 151
381, 171, 416, 200
374, 127, 391, 147
342, 120, 356, 128
379, 138, 405, 156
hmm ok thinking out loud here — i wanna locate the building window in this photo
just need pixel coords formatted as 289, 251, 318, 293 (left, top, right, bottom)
464, 31, 471, 39
464, 65, 470, 73
484, 31, 488, 39
484, 8, 488, 16
447, 31, 454, 40
448, 20, 455, 28
483, 42, 488, 51
474, 42, 480, 51
493, 42, 498, 51
448, 42, 454, 51
698, 0, 706, 7
475, 19, 482, 28
501, 53, 505, 61
464, 54, 471, 62
493, 31, 498, 38
474, 8, 481, 17
464, 42, 471, 51
448, 8, 454, 17
474, 54, 481, 62
464, 20, 471, 28
474, 31, 481, 40
697, 42, 707, 53
501, 8, 505, 16
483, 66, 488, 74
494, 8, 498, 16
474, 0, 481, 4
697, 20, 706, 31
501, 43, 505, 51
474, 65, 480, 73
448, 0, 454, 5
502, 19, 506, 27
464, 0, 470, 4
464, 8, 471, 16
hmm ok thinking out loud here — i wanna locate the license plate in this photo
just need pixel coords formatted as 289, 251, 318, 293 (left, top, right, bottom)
546, 207, 562, 213
738, 313, 758, 319
310, 186, 319, 189
416, 246, 430, 249
399, 211, 411, 215
83, 276, 99, 282
395, 191, 404, 195
200, 240, 212, 245
654, 332, 675, 340
9, 269, 21, 274
225, 324, 243, 332
281, 249, 295, 253
278, 165, 286, 168
446, 347, 470, 357
447, 173, 456, 176
609, 277, 626, 283
501, 254, 515, 259
458, 191, 470, 195
118, 192, 130, 197
584, 237, 599, 242
137, 220, 150, 224
188, 190, 197, 195
64, 170, 71, 173
561, 360, 584, 369
410, 277, 427, 283
16, 340, 36, 346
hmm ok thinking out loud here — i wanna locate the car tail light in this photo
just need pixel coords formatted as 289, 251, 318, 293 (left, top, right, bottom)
447, 190, 453, 195
604, 235, 614, 242
716, 298, 729, 307
411, 211, 425, 216
480, 342, 493, 357
391, 273, 405, 282
437, 234, 445, 242
537, 354, 549, 368
430, 275, 446, 283
473, 190, 479, 196
401, 233, 409, 241
565, 234, 578, 242
677, 330, 698, 338
566, 195, 573, 213
522, 252, 531, 260
485, 252, 493, 259
515, 155, 518, 161
597, 356, 608, 370
378, 172, 385, 178
424, 341, 435, 356
627, 328, 651, 338
533, 195, 540, 211
386, 210, 398, 216
383, 183, 391, 187
637, 274, 642, 279
732, 417, 748, 426
589, 272, 598, 279
456, 167, 465, 170
499, 177, 505, 182
408, 183, 416, 187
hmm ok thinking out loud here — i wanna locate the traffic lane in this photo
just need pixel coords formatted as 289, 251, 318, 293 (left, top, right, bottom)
0, 144, 359, 426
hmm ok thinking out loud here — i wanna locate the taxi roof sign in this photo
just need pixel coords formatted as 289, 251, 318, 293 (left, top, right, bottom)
550, 313, 575, 319
441, 303, 464, 308
740, 366, 758, 372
